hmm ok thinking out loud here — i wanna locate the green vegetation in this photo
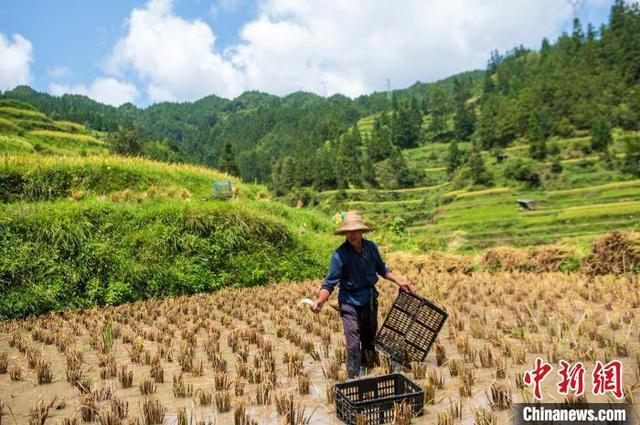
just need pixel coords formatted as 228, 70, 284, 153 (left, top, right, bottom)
13, 0, 632, 196
0, 153, 335, 319
0, 0, 639, 319
0, 99, 109, 156
319, 121, 640, 253
319, 128, 640, 253
0, 154, 253, 202
1, 73, 486, 192
319, 177, 640, 253
2, 0, 638, 194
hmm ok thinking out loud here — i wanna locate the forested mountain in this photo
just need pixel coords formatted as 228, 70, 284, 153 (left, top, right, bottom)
1, 69, 484, 184
477, 0, 640, 149
2, 0, 639, 195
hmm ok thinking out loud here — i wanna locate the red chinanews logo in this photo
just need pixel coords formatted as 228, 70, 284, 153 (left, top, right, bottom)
523, 357, 623, 401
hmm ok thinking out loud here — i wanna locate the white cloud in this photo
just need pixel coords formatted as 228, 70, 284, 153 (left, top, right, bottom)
49, 77, 138, 106
0, 33, 33, 90
102, 0, 608, 103
106, 0, 243, 102
228, 0, 582, 97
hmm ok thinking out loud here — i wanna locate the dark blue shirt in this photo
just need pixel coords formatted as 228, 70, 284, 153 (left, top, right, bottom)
321, 239, 390, 306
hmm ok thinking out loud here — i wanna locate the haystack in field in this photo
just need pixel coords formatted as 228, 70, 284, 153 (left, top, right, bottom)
481, 247, 529, 272
388, 251, 475, 274
529, 245, 576, 272
583, 231, 639, 275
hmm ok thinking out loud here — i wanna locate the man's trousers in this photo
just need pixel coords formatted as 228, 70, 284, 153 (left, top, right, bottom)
339, 297, 378, 378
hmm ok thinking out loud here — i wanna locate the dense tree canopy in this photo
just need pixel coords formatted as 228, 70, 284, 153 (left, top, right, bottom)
477, 1, 640, 151
3, 1, 639, 193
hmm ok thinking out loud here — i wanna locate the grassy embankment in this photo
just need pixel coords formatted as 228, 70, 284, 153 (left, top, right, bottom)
0, 101, 336, 319
0, 99, 108, 156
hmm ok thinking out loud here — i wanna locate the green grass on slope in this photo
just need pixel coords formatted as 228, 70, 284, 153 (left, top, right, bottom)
404, 142, 472, 169
320, 175, 640, 253
0, 132, 109, 156
0, 117, 21, 133
0, 105, 48, 120
27, 130, 106, 154
0, 154, 256, 202
318, 183, 449, 203
0, 154, 336, 319
0, 104, 71, 133
403, 131, 633, 173
0, 135, 34, 155
415, 180, 640, 252
319, 129, 639, 252
0, 99, 108, 156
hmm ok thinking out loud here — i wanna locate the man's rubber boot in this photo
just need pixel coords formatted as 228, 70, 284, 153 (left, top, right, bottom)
362, 348, 378, 369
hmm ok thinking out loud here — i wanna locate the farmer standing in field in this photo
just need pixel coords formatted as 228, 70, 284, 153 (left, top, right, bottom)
311, 211, 415, 378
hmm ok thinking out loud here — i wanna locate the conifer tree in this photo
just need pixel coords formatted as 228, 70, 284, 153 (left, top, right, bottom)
337, 127, 363, 187
109, 126, 143, 156
368, 113, 394, 161
360, 153, 378, 187
389, 148, 414, 188
454, 104, 476, 141
447, 140, 463, 175
312, 144, 337, 190
528, 115, 547, 160
469, 144, 493, 186
428, 85, 450, 140
393, 105, 420, 149
220, 140, 240, 176
590, 118, 612, 152
622, 136, 640, 176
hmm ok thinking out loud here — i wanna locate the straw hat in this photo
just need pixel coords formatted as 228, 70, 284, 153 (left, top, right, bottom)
334, 211, 372, 235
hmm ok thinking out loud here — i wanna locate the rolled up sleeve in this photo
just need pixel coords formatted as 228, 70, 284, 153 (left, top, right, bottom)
321, 251, 343, 294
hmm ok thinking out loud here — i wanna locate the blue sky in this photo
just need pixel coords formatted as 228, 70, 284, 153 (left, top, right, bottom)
0, 0, 257, 92
0, 0, 615, 106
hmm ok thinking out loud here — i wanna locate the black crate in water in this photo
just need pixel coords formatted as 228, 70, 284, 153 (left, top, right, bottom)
375, 291, 448, 368
335, 373, 424, 425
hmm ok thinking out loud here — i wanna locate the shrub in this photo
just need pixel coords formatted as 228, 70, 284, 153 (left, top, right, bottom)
550, 157, 563, 174
554, 117, 576, 137
105, 281, 134, 306
388, 216, 407, 236
590, 119, 612, 152
622, 136, 640, 177
503, 158, 541, 187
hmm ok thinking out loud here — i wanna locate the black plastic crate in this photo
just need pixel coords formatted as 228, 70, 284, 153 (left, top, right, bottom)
335, 373, 424, 424
375, 291, 448, 368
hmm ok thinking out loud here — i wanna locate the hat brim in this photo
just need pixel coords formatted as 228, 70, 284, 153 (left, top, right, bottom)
334, 225, 372, 235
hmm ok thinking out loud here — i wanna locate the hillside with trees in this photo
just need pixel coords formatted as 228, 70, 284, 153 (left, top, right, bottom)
0, 100, 336, 318
2, 0, 639, 255
4, 0, 640, 197
0, 71, 485, 188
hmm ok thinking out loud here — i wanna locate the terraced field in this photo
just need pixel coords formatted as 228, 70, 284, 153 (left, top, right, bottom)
321, 179, 640, 253
320, 130, 640, 253
356, 114, 377, 138
0, 99, 108, 156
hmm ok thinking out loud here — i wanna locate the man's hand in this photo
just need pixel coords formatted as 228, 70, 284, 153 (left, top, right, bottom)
398, 280, 415, 294
311, 299, 325, 313
384, 271, 416, 295
312, 289, 331, 313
